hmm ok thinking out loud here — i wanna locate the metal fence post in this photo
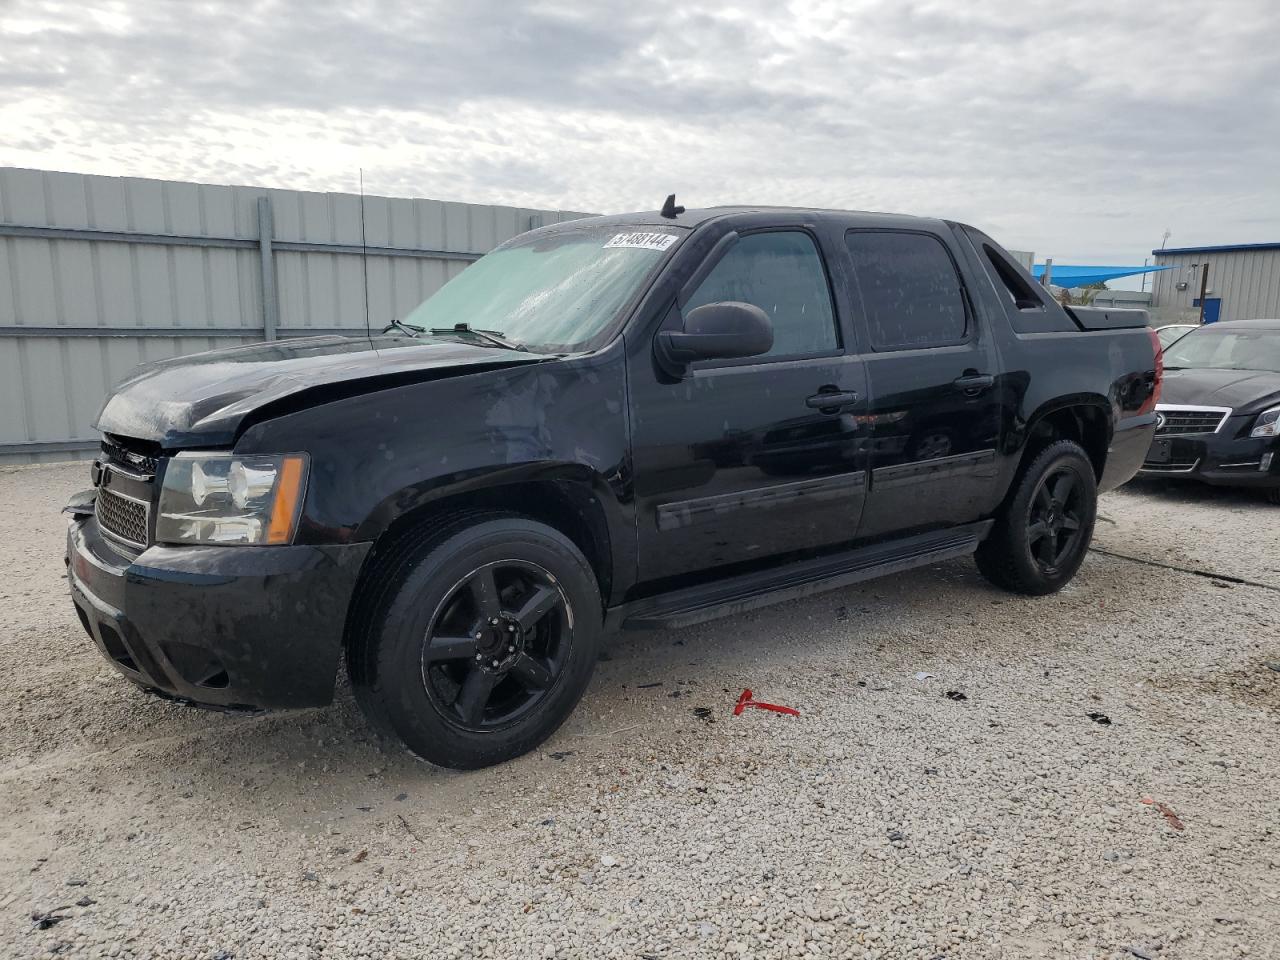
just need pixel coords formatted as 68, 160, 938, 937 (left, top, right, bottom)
1197, 262, 1210, 324
257, 196, 279, 341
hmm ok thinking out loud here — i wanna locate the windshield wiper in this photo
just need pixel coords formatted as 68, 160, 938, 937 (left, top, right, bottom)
382, 318, 426, 337
429, 322, 526, 351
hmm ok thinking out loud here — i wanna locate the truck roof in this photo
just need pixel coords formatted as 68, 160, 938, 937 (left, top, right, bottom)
579, 205, 954, 232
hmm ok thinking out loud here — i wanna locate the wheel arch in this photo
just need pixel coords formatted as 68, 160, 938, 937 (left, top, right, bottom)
1019, 396, 1112, 482
350, 465, 620, 614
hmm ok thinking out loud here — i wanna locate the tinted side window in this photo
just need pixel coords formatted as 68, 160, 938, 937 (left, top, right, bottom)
685, 231, 838, 359
845, 232, 968, 350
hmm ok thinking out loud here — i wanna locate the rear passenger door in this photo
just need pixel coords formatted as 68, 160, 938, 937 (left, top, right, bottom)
843, 229, 1004, 538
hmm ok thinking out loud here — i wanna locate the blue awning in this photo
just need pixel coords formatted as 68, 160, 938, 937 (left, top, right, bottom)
1030, 264, 1170, 288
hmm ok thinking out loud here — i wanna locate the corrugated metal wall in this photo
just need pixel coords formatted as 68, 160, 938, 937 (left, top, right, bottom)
1150, 247, 1280, 324
0, 168, 594, 463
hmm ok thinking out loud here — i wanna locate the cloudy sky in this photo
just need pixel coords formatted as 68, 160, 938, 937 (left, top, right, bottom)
3, 0, 1278, 273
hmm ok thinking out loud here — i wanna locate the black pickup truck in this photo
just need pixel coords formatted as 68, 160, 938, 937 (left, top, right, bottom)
65, 204, 1161, 768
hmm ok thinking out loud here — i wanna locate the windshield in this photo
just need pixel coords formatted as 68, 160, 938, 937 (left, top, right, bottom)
1157, 325, 1194, 349
1162, 327, 1280, 373
400, 225, 685, 352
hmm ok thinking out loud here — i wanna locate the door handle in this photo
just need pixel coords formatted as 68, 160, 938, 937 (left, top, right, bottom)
805, 390, 860, 410
952, 373, 994, 394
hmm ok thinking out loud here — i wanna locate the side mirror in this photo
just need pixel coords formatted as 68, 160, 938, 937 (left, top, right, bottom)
655, 301, 773, 376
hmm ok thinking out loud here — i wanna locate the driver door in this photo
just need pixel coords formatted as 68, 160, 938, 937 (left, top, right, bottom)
627, 228, 870, 584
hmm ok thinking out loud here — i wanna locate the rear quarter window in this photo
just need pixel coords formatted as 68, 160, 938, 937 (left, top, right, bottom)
962, 226, 1076, 334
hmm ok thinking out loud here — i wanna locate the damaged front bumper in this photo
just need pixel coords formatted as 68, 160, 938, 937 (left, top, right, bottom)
66, 512, 370, 710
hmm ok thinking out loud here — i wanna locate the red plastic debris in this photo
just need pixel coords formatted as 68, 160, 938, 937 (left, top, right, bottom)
1140, 796, 1185, 831
733, 688, 800, 717
1154, 801, 1185, 831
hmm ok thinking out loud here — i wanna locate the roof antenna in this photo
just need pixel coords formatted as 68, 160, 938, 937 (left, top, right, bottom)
660, 193, 684, 219
358, 168, 372, 341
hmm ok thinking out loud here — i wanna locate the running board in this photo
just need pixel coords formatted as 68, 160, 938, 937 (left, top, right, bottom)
617, 520, 993, 631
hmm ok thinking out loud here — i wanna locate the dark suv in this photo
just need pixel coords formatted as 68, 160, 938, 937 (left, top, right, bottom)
66, 205, 1160, 768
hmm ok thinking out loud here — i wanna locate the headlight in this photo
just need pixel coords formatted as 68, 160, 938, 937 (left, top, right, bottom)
157, 453, 308, 545
1251, 406, 1280, 439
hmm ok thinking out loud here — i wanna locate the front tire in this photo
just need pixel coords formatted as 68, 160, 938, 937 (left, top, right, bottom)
348, 513, 602, 769
975, 440, 1098, 595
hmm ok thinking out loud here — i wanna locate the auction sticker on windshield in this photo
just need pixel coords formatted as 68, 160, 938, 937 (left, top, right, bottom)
603, 232, 680, 252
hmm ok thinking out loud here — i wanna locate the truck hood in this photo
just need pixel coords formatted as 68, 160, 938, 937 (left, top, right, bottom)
95, 334, 548, 448
1161, 367, 1280, 414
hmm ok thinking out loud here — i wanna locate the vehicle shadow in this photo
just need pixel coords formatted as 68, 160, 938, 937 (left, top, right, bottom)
1121, 476, 1276, 509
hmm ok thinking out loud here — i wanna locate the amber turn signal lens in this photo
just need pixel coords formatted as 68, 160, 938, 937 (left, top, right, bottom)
266, 455, 307, 544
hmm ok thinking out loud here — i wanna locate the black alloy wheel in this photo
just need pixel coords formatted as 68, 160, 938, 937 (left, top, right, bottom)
422, 560, 571, 733
347, 512, 603, 769
974, 439, 1098, 596
1026, 467, 1086, 575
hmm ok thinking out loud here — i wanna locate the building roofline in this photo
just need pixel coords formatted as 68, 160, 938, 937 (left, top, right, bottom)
1153, 241, 1280, 256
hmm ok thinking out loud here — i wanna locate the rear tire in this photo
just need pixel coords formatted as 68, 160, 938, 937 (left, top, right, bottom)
1267, 487, 1280, 506
347, 512, 602, 769
975, 440, 1098, 595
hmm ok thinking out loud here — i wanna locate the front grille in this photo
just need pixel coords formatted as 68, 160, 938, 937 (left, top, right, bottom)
101, 434, 160, 474
1154, 407, 1230, 436
97, 486, 150, 547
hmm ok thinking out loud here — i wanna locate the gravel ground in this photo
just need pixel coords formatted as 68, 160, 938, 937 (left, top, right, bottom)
1, 463, 1278, 960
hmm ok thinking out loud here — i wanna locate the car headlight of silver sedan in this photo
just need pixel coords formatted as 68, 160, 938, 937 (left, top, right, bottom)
1250, 406, 1280, 439
157, 453, 308, 545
